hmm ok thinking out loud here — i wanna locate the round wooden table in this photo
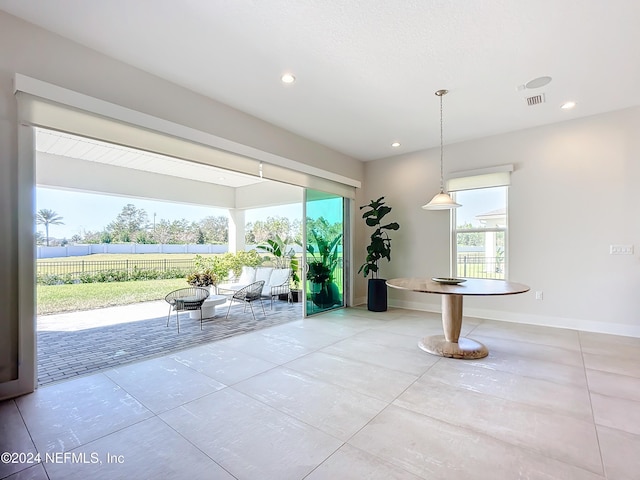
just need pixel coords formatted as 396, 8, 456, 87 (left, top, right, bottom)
386, 278, 530, 359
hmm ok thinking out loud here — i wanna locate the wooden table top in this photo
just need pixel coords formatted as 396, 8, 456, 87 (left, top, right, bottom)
386, 277, 530, 296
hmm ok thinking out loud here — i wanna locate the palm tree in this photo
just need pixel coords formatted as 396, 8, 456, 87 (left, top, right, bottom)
36, 209, 64, 246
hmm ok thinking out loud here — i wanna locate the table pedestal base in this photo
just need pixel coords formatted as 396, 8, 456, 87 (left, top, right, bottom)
386, 277, 530, 360
418, 335, 488, 359
416, 294, 488, 359
189, 295, 227, 320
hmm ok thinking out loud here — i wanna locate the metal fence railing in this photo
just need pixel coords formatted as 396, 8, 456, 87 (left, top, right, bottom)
456, 255, 505, 279
38, 254, 341, 287
37, 259, 196, 280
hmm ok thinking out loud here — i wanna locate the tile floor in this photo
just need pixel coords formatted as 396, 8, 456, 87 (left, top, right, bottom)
2, 307, 640, 480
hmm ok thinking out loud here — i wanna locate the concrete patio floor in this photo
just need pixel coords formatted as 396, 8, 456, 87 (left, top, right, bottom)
37, 298, 303, 386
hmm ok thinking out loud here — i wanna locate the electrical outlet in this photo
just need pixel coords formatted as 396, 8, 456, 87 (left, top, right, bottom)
535, 291, 543, 300
610, 245, 634, 255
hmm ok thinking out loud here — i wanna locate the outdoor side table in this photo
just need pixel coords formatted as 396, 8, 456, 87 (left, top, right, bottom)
190, 294, 227, 319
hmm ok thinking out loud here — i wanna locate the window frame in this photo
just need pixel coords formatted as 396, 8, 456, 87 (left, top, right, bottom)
450, 186, 509, 280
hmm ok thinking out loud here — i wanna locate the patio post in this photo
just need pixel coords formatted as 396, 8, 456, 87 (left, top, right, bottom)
228, 209, 246, 253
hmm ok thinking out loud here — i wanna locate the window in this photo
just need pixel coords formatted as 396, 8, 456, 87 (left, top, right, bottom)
448, 166, 512, 279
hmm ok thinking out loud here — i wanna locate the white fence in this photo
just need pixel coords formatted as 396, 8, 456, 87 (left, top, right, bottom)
37, 243, 229, 259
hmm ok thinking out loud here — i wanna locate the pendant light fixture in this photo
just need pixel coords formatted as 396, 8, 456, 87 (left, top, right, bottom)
422, 89, 461, 210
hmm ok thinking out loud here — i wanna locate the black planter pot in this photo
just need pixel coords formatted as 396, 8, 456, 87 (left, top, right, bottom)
367, 278, 388, 312
278, 290, 301, 302
310, 281, 342, 308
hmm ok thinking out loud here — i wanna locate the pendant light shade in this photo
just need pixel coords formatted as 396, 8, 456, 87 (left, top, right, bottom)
422, 89, 461, 210
423, 191, 460, 209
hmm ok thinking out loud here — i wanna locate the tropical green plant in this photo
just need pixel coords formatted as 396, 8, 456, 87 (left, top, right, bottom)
305, 220, 342, 308
257, 234, 301, 289
257, 234, 295, 268
306, 261, 331, 284
289, 256, 301, 289
358, 196, 400, 278
36, 208, 64, 246
306, 221, 342, 284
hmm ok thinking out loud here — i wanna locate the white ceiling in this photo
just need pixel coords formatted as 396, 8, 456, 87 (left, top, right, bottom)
3, 0, 640, 161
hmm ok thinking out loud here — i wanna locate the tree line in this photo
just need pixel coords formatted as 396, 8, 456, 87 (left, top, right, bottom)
37, 204, 303, 246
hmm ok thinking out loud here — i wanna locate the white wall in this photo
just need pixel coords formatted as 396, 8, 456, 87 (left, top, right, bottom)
0, 11, 364, 393
0, 68, 19, 386
361, 107, 640, 337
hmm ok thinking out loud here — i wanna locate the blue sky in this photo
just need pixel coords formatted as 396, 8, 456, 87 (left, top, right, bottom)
453, 187, 506, 227
36, 187, 302, 239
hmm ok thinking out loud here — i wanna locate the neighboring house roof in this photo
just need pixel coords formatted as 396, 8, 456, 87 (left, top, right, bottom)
476, 208, 506, 219
476, 208, 506, 227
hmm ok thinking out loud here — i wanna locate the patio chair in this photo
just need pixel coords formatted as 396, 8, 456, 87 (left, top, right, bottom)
264, 268, 292, 309
165, 287, 210, 333
225, 280, 266, 321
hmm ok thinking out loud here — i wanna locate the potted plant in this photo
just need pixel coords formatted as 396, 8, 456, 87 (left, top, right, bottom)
257, 234, 302, 302
187, 254, 220, 292
186, 259, 218, 293
306, 224, 342, 308
358, 196, 400, 311
289, 255, 302, 302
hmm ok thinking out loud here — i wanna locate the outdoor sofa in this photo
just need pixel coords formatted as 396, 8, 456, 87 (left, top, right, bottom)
217, 266, 291, 307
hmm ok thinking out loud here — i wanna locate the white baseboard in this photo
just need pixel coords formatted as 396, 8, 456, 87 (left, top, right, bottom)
387, 299, 640, 339
353, 296, 367, 307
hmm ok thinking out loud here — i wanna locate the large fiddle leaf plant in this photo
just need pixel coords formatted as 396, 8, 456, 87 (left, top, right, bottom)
358, 196, 400, 278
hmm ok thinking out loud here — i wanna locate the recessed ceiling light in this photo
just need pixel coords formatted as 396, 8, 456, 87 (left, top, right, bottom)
281, 73, 296, 84
391, 142, 401, 147
218, 176, 225, 181
561, 101, 576, 110
525, 76, 552, 89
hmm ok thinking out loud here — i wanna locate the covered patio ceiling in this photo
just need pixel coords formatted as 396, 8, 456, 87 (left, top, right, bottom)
34, 128, 303, 211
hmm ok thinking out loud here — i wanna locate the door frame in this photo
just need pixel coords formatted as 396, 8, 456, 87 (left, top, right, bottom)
302, 188, 351, 317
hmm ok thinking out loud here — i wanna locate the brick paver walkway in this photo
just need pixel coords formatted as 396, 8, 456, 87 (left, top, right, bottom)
37, 299, 302, 386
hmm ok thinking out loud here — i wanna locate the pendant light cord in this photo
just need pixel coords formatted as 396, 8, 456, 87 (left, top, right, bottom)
422, 88, 459, 210
439, 92, 444, 193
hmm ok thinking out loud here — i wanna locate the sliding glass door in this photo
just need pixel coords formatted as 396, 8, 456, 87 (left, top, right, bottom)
304, 189, 344, 315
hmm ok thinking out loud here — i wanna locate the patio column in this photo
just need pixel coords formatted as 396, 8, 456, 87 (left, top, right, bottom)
228, 209, 245, 253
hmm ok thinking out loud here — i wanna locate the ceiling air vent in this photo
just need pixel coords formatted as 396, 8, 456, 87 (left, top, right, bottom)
525, 93, 545, 106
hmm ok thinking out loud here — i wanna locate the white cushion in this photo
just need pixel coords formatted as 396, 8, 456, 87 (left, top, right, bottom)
255, 267, 274, 283
255, 267, 274, 295
262, 268, 290, 296
238, 266, 256, 284
269, 268, 290, 287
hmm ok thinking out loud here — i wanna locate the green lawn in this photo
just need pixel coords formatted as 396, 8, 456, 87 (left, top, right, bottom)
37, 278, 189, 315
